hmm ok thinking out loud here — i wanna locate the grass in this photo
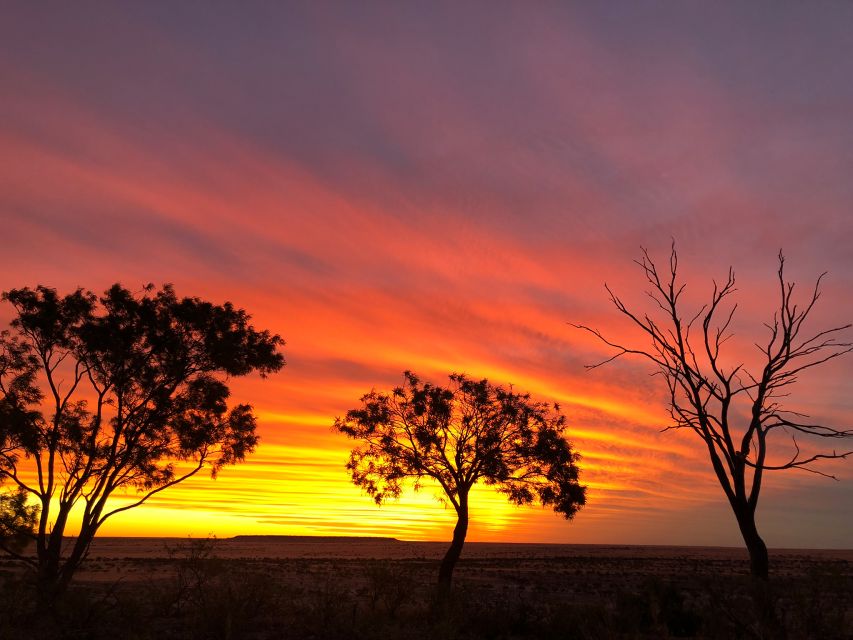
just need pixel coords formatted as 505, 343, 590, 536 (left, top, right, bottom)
0, 542, 850, 639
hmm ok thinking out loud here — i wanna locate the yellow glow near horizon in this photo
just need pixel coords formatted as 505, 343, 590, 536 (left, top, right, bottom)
2, 6, 853, 550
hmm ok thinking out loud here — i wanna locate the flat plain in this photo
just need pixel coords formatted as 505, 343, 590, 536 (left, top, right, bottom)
2, 537, 851, 639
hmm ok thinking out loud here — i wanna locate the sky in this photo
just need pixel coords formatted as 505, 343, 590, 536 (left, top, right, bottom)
1, 2, 852, 548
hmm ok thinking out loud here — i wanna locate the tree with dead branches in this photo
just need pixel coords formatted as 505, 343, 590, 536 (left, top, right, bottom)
573, 246, 852, 578
0, 284, 284, 603
334, 371, 586, 599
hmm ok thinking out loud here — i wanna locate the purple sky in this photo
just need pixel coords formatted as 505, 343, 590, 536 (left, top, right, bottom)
1, 2, 852, 546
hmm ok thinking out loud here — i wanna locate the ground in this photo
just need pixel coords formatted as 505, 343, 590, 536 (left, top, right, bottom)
1, 538, 851, 639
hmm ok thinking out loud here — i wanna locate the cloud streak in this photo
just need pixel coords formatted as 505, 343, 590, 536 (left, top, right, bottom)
1, 2, 852, 547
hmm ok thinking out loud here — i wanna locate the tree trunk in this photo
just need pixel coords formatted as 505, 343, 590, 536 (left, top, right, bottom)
437, 494, 468, 599
734, 504, 769, 580
36, 520, 66, 607
36, 562, 63, 610
36, 525, 96, 607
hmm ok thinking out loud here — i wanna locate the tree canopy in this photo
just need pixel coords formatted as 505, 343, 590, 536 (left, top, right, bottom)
335, 371, 586, 594
0, 487, 38, 554
0, 283, 285, 600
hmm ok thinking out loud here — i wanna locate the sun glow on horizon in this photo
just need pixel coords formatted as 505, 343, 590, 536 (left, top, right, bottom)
2, 2, 852, 549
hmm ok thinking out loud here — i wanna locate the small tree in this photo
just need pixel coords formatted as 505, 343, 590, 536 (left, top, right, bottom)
0, 487, 38, 555
573, 246, 852, 578
334, 371, 586, 597
0, 284, 284, 602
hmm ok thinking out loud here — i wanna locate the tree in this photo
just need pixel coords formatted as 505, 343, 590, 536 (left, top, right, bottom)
573, 246, 852, 578
0, 487, 38, 555
334, 371, 586, 597
0, 284, 284, 602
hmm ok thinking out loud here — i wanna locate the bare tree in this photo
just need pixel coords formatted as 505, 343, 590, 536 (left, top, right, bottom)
334, 371, 586, 599
0, 284, 284, 603
573, 246, 852, 579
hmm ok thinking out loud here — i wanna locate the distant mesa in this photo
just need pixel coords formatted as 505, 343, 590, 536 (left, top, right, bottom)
230, 535, 400, 543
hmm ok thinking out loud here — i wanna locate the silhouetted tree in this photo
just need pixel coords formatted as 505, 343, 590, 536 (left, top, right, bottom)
0, 487, 38, 555
0, 284, 284, 603
573, 246, 852, 579
334, 371, 586, 598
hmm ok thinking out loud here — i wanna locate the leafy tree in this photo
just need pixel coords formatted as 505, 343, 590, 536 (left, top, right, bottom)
334, 371, 586, 597
0, 487, 38, 555
573, 246, 852, 578
0, 284, 284, 602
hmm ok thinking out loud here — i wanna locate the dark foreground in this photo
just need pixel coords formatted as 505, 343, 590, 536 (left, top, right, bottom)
1, 538, 851, 639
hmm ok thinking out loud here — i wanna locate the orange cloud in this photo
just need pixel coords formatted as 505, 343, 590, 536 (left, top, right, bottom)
2, 3, 852, 548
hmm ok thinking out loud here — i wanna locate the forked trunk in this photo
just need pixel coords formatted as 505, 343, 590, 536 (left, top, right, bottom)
36, 525, 96, 607
437, 495, 468, 600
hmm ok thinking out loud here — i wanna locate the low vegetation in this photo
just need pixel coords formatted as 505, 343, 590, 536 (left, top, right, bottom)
0, 540, 850, 639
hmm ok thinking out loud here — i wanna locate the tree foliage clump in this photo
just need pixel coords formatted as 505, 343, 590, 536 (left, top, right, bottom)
0, 284, 284, 601
0, 487, 38, 554
335, 371, 586, 594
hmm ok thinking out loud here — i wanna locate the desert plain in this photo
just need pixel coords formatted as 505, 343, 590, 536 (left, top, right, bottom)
2, 536, 851, 639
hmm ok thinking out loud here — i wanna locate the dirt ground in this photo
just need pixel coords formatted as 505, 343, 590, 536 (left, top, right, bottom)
2, 537, 851, 639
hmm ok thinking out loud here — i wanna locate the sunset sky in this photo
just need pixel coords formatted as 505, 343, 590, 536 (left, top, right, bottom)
1, 3, 852, 548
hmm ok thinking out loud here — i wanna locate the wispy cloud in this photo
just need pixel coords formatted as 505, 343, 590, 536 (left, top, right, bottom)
2, 2, 851, 547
